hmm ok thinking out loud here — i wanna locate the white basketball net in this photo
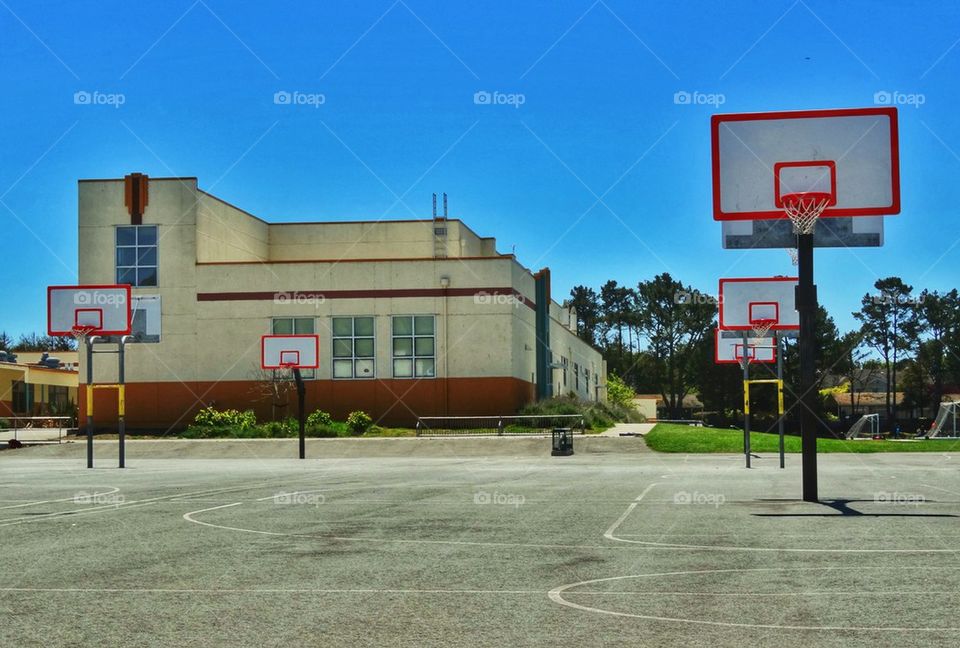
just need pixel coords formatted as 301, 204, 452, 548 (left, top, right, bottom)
787, 248, 799, 265
71, 325, 97, 348
783, 193, 830, 235
751, 319, 775, 339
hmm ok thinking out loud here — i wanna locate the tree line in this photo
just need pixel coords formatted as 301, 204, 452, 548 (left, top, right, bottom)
0, 331, 76, 353
566, 274, 960, 429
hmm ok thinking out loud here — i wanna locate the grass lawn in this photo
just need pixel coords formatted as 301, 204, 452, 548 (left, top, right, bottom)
646, 422, 960, 453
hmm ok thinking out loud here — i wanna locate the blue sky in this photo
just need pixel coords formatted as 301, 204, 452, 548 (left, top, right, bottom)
1, 0, 958, 338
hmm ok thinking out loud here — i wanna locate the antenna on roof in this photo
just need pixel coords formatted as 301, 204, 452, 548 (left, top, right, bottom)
443, 193, 448, 218
432, 193, 437, 218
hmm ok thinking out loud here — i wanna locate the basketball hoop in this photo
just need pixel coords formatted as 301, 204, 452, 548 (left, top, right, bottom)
782, 192, 831, 235
787, 248, 799, 266
751, 319, 776, 339
71, 325, 97, 347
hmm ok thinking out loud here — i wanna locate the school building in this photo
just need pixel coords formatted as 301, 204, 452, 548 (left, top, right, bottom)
0, 351, 78, 421
77, 174, 606, 430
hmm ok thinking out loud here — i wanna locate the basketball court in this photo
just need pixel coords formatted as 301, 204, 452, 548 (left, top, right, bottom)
2, 441, 959, 648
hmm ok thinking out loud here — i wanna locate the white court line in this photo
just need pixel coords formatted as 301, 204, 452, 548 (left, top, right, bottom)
2, 586, 955, 596
0, 487, 120, 510
548, 567, 960, 632
603, 482, 960, 553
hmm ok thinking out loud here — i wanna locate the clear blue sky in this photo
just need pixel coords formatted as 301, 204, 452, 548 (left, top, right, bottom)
1, 0, 958, 338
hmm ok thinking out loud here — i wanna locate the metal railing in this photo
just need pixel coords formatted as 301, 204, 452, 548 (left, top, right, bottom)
0, 416, 73, 444
415, 414, 586, 436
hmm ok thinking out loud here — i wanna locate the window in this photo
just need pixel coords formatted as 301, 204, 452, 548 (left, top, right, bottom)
561, 357, 568, 386
116, 225, 158, 287
48, 386, 70, 411
272, 317, 315, 379
574, 363, 579, 390
332, 317, 375, 379
392, 315, 435, 378
12, 381, 33, 414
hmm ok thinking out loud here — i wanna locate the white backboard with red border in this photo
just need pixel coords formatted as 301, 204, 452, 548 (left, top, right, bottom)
712, 107, 900, 222
719, 277, 799, 332
47, 285, 132, 336
261, 335, 320, 369
714, 330, 776, 364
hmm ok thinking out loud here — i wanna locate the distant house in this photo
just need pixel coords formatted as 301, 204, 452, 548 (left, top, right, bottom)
632, 393, 703, 420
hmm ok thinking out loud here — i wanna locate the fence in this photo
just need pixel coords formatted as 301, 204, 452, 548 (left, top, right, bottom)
0, 416, 73, 444
415, 414, 586, 436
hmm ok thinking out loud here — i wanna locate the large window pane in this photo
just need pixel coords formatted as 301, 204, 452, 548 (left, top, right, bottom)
414, 316, 434, 335
393, 338, 412, 357
272, 319, 293, 334
117, 227, 136, 246
354, 317, 374, 336
293, 318, 314, 334
137, 247, 157, 266
393, 316, 413, 335
355, 359, 375, 378
414, 338, 434, 356
333, 360, 353, 378
333, 339, 352, 357
393, 359, 413, 378
137, 227, 157, 245
415, 359, 436, 377
354, 338, 374, 357
117, 248, 137, 266
332, 318, 352, 337
117, 267, 136, 285
136, 267, 157, 286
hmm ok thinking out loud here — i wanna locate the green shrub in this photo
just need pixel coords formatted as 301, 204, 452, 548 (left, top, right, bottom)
193, 407, 256, 429
346, 410, 373, 435
306, 410, 333, 427
520, 395, 642, 431
606, 374, 636, 407
0, 418, 9, 429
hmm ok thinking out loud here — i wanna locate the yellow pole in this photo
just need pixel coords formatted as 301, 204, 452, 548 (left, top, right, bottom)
743, 380, 750, 415
86, 384, 94, 417
777, 380, 784, 415
117, 384, 125, 417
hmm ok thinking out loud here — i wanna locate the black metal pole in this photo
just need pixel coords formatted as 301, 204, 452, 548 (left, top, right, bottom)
797, 233, 818, 502
118, 337, 126, 469
293, 368, 305, 459
86, 337, 94, 469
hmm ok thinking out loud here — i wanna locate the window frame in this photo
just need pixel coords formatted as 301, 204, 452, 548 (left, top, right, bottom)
115, 225, 159, 287
332, 316, 376, 380
391, 315, 436, 379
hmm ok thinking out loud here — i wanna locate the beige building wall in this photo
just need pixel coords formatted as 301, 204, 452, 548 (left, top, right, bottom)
75, 176, 605, 427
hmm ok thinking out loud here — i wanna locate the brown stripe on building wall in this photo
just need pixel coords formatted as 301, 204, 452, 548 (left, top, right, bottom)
196, 287, 536, 310
124, 173, 149, 224
79, 377, 536, 430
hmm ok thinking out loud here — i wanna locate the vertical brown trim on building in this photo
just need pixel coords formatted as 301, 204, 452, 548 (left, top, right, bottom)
124, 173, 149, 225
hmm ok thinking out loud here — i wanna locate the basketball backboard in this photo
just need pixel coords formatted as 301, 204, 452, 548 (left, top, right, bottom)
261, 334, 320, 369
712, 107, 900, 222
714, 330, 776, 364
47, 285, 132, 336
719, 277, 799, 332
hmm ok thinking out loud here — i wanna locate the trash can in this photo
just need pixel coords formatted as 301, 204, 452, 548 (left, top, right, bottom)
551, 427, 574, 456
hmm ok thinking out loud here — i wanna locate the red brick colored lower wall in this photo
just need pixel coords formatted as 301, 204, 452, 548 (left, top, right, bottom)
79, 377, 536, 431
0, 401, 13, 419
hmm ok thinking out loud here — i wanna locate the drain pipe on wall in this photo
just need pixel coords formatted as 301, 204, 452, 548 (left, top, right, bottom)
440, 275, 450, 416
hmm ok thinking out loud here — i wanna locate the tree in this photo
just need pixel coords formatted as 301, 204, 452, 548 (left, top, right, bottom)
565, 286, 601, 346
854, 277, 919, 424
634, 273, 716, 418
916, 289, 960, 412
0, 331, 12, 350
8, 332, 75, 352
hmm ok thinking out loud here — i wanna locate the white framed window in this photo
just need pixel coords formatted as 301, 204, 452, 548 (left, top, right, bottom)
392, 315, 435, 378
272, 317, 315, 379
116, 225, 158, 287
332, 316, 375, 379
